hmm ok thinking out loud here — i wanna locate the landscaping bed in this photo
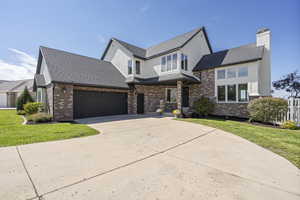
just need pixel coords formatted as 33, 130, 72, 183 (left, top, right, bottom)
0, 110, 99, 147
176, 117, 300, 168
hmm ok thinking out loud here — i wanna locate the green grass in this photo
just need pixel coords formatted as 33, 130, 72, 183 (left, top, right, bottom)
177, 117, 300, 168
0, 110, 99, 147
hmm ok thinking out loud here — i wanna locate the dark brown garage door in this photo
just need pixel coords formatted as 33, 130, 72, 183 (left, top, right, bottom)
73, 90, 128, 118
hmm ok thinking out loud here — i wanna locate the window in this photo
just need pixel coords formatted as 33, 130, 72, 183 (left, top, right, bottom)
37, 88, 43, 102
167, 55, 172, 71
172, 54, 177, 70
135, 60, 141, 74
227, 68, 236, 78
238, 84, 248, 102
227, 85, 236, 101
166, 88, 177, 103
217, 69, 226, 79
181, 54, 188, 70
238, 67, 248, 77
161, 57, 166, 72
128, 60, 132, 75
217, 86, 225, 102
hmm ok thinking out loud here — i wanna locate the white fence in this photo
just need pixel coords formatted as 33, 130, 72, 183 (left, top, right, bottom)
276, 97, 300, 125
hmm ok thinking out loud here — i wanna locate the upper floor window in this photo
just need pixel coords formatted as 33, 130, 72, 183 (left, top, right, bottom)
128, 60, 132, 75
161, 53, 178, 72
167, 55, 172, 71
172, 54, 177, 70
161, 57, 166, 72
181, 54, 188, 70
227, 68, 236, 78
135, 60, 141, 74
238, 67, 248, 77
217, 69, 226, 79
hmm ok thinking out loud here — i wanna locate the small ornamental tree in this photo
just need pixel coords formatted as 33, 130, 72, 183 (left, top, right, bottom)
272, 70, 300, 97
193, 96, 215, 116
16, 86, 34, 111
247, 97, 288, 123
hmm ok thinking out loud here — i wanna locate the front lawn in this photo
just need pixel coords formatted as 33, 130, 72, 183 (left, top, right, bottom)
177, 118, 300, 168
0, 110, 99, 147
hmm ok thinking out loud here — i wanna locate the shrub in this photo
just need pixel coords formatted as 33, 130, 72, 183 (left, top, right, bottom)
193, 96, 215, 116
17, 110, 26, 115
24, 102, 43, 115
16, 87, 34, 111
27, 113, 52, 123
281, 121, 298, 130
248, 97, 288, 123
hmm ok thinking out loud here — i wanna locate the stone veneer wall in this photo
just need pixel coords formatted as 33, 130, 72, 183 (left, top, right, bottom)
53, 83, 73, 121
133, 85, 177, 113
190, 69, 255, 118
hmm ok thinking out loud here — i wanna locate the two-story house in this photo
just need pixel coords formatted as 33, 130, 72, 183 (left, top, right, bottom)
33, 27, 271, 121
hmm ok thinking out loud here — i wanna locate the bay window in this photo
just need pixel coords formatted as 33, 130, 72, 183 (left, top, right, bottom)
181, 54, 188, 70
167, 55, 172, 71
166, 88, 177, 103
135, 60, 141, 74
161, 57, 166, 72
172, 54, 177, 70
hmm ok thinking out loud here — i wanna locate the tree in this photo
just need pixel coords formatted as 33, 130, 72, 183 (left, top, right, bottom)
272, 70, 300, 97
16, 86, 34, 111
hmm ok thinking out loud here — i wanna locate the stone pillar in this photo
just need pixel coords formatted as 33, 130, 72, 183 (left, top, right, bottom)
53, 83, 73, 121
128, 90, 136, 114
176, 80, 183, 112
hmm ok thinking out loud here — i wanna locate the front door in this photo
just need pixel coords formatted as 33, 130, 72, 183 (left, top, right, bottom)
137, 93, 144, 114
182, 87, 189, 107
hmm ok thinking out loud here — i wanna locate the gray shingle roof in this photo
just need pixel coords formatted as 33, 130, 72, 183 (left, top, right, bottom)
145, 27, 203, 58
113, 38, 146, 58
193, 43, 264, 71
39, 46, 129, 89
103, 27, 211, 60
0, 79, 33, 93
126, 72, 200, 84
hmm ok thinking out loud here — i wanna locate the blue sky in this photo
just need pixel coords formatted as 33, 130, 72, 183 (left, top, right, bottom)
0, 0, 299, 96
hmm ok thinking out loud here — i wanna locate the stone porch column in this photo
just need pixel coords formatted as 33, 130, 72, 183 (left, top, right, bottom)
176, 80, 183, 112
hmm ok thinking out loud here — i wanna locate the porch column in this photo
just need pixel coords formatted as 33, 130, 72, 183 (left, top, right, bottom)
176, 80, 183, 112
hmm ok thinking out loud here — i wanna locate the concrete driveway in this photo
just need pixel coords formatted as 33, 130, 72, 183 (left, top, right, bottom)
1, 114, 300, 200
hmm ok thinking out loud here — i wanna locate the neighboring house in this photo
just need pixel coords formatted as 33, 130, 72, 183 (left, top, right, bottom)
0, 79, 34, 108
33, 27, 271, 121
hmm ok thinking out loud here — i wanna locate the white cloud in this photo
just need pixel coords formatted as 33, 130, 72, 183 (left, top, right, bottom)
139, 3, 150, 13
0, 48, 37, 81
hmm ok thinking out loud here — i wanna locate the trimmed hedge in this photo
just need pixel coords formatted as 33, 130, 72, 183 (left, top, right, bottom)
248, 97, 288, 123
27, 113, 52, 123
193, 96, 215, 116
24, 102, 43, 115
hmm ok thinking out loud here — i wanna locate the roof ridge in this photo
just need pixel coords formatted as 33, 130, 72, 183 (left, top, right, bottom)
203, 43, 258, 56
112, 38, 146, 50
146, 27, 203, 49
40, 46, 102, 62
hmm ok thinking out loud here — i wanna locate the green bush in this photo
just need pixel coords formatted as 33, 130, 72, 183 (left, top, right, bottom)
17, 110, 26, 115
24, 102, 43, 115
27, 113, 52, 123
172, 109, 181, 116
281, 121, 298, 130
16, 87, 34, 111
248, 97, 288, 123
193, 96, 215, 116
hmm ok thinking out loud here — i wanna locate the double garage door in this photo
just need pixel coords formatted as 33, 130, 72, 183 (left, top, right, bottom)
73, 90, 128, 119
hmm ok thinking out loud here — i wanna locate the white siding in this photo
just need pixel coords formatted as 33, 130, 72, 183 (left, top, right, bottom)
181, 31, 211, 75
215, 61, 260, 98
103, 41, 134, 77
40, 57, 51, 85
